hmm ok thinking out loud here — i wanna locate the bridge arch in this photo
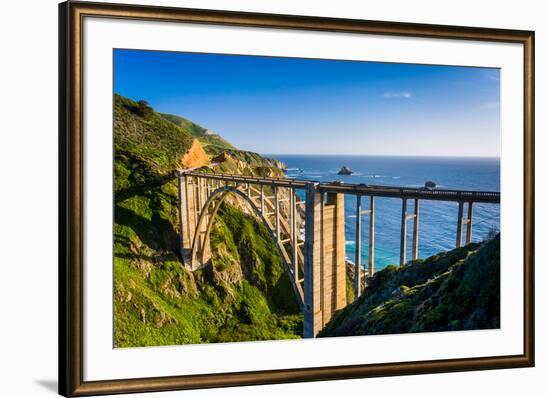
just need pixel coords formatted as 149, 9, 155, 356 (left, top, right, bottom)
189, 185, 303, 306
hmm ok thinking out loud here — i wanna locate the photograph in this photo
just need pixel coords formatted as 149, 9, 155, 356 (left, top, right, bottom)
113, 49, 501, 347
1, 0, 543, 397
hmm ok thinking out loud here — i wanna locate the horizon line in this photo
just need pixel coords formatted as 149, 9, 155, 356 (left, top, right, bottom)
260, 153, 501, 160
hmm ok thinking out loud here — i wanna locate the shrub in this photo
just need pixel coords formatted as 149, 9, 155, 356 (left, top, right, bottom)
135, 100, 153, 117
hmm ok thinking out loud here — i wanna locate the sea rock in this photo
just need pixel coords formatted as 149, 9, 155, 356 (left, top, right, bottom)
424, 180, 437, 189
337, 166, 353, 175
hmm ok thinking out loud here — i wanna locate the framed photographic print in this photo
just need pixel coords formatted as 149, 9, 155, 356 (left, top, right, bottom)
59, 1, 535, 396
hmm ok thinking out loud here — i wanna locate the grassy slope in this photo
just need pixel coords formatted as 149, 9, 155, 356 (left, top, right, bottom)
114, 95, 301, 347
319, 236, 500, 337
159, 112, 236, 152
159, 112, 207, 136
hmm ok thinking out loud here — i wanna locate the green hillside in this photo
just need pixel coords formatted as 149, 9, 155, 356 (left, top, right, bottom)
113, 95, 301, 347
319, 236, 500, 337
159, 112, 236, 152
159, 112, 207, 137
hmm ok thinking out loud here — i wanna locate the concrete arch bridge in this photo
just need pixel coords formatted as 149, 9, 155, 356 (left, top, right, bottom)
176, 170, 500, 337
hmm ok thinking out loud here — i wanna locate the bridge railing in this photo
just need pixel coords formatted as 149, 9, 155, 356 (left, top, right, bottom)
178, 170, 500, 203
178, 170, 311, 188
317, 182, 500, 204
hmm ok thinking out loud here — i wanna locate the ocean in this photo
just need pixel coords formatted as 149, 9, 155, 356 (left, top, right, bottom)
266, 155, 500, 271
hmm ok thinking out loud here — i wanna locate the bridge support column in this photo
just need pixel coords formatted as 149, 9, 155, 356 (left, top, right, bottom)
195, 178, 204, 260
466, 202, 474, 244
196, 177, 202, 212
354, 195, 375, 298
274, 186, 280, 244
303, 185, 347, 338
354, 196, 362, 300
178, 175, 214, 270
412, 199, 420, 261
198, 178, 211, 266
290, 188, 299, 283
400, 198, 408, 266
260, 185, 265, 214
368, 196, 375, 277
177, 175, 199, 268
456, 201, 464, 248
177, 174, 186, 261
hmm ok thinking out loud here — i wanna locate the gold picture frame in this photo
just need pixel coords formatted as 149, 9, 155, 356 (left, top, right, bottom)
59, 1, 535, 396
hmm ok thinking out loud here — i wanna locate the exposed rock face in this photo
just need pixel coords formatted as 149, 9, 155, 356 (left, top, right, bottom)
180, 139, 209, 169
211, 151, 249, 170
211, 151, 232, 163
269, 159, 287, 171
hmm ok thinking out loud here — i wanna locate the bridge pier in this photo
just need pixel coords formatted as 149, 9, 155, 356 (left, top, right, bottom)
177, 174, 186, 261
260, 185, 265, 214
354, 195, 362, 299
177, 175, 198, 267
412, 199, 420, 261
400, 199, 408, 266
400, 198, 420, 266
368, 196, 375, 277
290, 188, 299, 283
466, 202, 474, 244
456, 201, 474, 247
274, 185, 280, 244
303, 186, 347, 338
354, 195, 375, 300
176, 175, 215, 270
456, 201, 464, 247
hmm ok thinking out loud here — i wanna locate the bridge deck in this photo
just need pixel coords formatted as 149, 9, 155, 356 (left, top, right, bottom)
178, 170, 500, 203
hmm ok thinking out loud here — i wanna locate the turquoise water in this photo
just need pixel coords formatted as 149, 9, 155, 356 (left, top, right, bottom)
267, 155, 500, 271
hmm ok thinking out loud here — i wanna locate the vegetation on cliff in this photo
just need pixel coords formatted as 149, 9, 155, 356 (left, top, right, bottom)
319, 235, 500, 337
159, 112, 236, 152
113, 94, 301, 347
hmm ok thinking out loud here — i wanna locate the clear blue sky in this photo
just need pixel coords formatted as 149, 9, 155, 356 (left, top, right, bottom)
114, 49, 501, 157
